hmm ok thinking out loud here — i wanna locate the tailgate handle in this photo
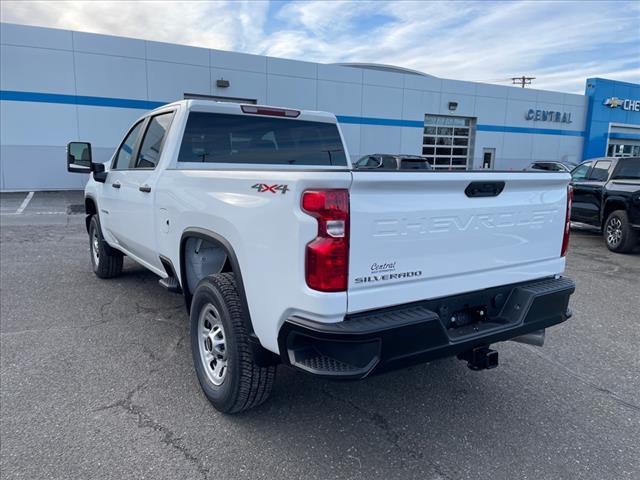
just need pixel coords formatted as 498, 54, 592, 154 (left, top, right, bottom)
465, 181, 505, 198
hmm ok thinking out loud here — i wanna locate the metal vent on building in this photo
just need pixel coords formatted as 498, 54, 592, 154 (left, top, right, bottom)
422, 115, 476, 170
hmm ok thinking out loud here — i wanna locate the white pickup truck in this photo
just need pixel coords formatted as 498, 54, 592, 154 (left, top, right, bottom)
67, 100, 575, 413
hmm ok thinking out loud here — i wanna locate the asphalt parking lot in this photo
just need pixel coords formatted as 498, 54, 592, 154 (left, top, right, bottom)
1, 191, 639, 480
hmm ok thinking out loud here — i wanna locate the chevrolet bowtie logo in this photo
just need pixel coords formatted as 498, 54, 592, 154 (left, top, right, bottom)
604, 97, 623, 108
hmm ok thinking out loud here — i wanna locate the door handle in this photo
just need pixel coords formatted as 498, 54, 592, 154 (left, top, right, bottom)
112, 181, 121, 189
139, 184, 151, 193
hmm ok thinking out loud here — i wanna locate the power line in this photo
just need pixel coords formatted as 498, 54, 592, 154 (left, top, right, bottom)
511, 76, 536, 88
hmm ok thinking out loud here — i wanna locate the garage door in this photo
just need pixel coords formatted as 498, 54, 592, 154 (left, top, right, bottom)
422, 114, 476, 170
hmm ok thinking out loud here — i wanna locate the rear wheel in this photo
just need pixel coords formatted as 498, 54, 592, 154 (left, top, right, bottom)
190, 273, 276, 413
89, 215, 123, 278
604, 210, 638, 253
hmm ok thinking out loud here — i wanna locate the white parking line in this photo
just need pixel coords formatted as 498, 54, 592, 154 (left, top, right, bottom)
0, 211, 66, 216
16, 192, 34, 214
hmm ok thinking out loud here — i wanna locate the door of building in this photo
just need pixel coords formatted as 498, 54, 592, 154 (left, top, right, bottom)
482, 148, 495, 169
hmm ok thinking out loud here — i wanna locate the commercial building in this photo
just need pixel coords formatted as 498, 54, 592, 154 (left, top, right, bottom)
1, 22, 638, 191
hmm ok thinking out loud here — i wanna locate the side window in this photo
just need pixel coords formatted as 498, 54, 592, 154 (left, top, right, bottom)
355, 156, 382, 168
381, 156, 397, 169
538, 163, 562, 171
571, 162, 592, 180
113, 121, 144, 169
400, 160, 429, 170
588, 160, 611, 181
135, 112, 174, 169
355, 156, 373, 168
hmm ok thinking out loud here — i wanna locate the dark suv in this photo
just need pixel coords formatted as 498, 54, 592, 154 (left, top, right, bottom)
354, 154, 432, 170
570, 157, 640, 252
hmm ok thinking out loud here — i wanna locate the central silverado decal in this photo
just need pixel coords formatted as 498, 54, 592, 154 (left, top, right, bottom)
252, 183, 289, 194
355, 270, 423, 284
370, 261, 397, 274
355, 260, 422, 284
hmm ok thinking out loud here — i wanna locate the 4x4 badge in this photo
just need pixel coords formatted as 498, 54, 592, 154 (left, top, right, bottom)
252, 183, 289, 194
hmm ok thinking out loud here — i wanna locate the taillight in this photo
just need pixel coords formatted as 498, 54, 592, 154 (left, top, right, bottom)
561, 184, 573, 257
302, 189, 349, 292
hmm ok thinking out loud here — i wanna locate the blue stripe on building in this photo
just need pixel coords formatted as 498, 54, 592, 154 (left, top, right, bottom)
2, 89, 586, 138
0, 90, 165, 110
476, 124, 584, 137
335, 115, 424, 128
608, 132, 640, 141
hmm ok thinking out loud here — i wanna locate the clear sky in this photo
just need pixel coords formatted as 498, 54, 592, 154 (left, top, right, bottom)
1, 0, 639, 93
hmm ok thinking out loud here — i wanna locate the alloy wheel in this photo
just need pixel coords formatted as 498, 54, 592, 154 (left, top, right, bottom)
198, 303, 228, 386
606, 217, 623, 248
91, 227, 100, 266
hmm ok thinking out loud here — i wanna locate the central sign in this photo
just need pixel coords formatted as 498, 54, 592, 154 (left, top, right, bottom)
525, 109, 572, 124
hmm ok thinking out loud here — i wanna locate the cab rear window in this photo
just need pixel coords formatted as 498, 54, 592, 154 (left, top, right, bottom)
178, 112, 347, 166
612, 158, 640, 180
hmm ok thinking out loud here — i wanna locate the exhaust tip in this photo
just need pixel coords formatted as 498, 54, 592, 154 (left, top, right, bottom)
510, 329, 545, 347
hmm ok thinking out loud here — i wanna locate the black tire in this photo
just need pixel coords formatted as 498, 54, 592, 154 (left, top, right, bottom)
190, 273, 276, 413
88, 215, 123, 278
604, 210, 638, 253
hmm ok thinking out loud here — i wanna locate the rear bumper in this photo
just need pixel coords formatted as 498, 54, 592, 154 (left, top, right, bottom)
278, 276, 575, 379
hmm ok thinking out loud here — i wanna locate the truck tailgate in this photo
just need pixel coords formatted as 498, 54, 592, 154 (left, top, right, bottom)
348, 171, 570, 313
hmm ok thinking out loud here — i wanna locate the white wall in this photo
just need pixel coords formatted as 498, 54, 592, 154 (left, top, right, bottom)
1, 22, 588, 190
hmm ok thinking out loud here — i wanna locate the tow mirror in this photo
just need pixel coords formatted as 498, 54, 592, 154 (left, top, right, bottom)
67, 142, 92, 173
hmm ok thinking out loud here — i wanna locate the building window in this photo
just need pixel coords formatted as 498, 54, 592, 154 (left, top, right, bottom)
422, 115, 476, 170
607, 143, 640, 158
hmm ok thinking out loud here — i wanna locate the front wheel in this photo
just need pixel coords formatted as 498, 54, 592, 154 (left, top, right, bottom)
604, 210, 638, 253
190, 273, 276, 413
89, 215, 123, 278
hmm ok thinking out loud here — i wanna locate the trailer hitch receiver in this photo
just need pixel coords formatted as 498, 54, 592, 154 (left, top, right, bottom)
457, 346, 498, 371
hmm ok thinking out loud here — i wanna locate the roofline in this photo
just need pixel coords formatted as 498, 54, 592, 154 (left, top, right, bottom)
332, 63, 437, 78
586, 77, 640, 88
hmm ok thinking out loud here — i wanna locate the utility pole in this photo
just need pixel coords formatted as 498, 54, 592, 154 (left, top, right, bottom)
511, 76, 535, 88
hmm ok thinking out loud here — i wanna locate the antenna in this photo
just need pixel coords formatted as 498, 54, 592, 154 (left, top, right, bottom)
511, 76, 535, 88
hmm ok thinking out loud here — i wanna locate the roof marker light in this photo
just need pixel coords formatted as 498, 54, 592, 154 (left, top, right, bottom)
241, 105, 300, 118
